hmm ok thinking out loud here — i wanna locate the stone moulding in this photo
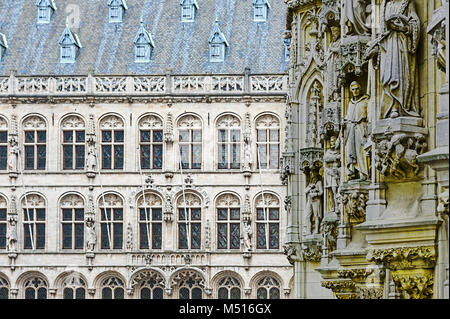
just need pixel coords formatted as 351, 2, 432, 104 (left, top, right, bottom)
367, 246, 436, 271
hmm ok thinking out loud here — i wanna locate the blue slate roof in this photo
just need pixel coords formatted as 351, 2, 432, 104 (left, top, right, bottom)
0, 0, 288, 76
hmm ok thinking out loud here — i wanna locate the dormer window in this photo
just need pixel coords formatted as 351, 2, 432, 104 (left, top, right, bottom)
108, 0, 128, 23
0, 33, 7, 62
208, 21, 229, 63
284, 38, 290, 62
35, 0, 57, 24
59, 24, 82, 63
180, 0, 198, 22
253, 0, 270, 22
134, 21, 154, 63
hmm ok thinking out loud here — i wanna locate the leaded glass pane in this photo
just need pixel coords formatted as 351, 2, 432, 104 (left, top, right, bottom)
269, 287, 280, 299
0, 224, 6, 249
62, 224, 72, 249
37, 145, 46, 169
180, 145, 189, 169
269, 208, 279, 220
63, 146, 73, 169
217, 208, 227, 220
76, 131, 85, 142
114, 130, 124, 142
153, 288, 163, 299
269, 145, 279, 169
192, 130, 202, 142
140, 131, 151, 142
75, 224, 84, 249
102, 145, 112, 169
113, 223, 123, 249
258, 145, 267, 168
179, 130, 189, 142
269, 223, 279, 249
217, 223, 227, 249
63, 131, 73, 142
218, 287, 228, 299
75, 288, 85, 299
114, 288, 124, 299
153, 145, 163, 168
25, 146, 34, 169
192, 288, 202, 299
63, 288, 73, 299
257, 287, 267, 299
191, 208, 201, 220
36, 224, 45, 249
257, 130, 267, 142
25, 287, 35, 299
102, 287, 112, 299
75, 209, 84, 221
75, 145, 85, 169
101, 223, 111, 249
37, 287, 47, 299
179, 224, 188, 249
141, 287, 151, 299
36, 208, 45, 221
230, 208, 240, 220
231, 144, 240, 168
0, 209, 5, 220
37, 131, 46, 143
114, 145, 124, 169
152, 208, 162, 221
102, 131, 112, 142
62, 209, 72, 221
152, 223, 162, 249
230, 223, 240, 249
153, 130, 163, 142
0, 131, 6, 142
230, 287, 241, 299
0, 287, 8, 299
139, 223, 149, 249
192, 145, 201, 169
257, 223, 266, 249
191, 223, 201, 249
179, 287, 189, 299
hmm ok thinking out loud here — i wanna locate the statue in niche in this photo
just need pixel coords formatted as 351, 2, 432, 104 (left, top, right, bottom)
241, 221, 253, 252
6, 218, 17, 252
324, 135, 341, 212
322, 26, 341, 102
366, 0, 420, 118
8, 139, 19, 173
343, 0, 371, 35
86, 144, 97, 172
344, 81, 369, 181
86, 219, 96, 252
305, 170, 323, 235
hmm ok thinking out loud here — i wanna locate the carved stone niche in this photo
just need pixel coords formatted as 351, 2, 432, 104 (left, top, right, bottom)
367, 246, 436, 299
338, 35, 371, 80
319, 101, 340, 141
427, 3, 447, 72
299, 147, 323, 177
320, 212, 339, 257
280, 152, 295, 185
318, 0, 340, 35
373, 118, 428, 180
339, 181, 370, 225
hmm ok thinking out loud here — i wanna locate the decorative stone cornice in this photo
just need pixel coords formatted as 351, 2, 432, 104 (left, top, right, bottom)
367, 246, 436, 271
391, 269, 434, 299
285, 0, 317, 10
355, 286, 383, 299
321, 279, 357, 299
337, 268, 373, 282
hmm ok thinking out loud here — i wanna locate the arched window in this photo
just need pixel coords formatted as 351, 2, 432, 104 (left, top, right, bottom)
0, 276, 9, 299
255, 114, 280, 169
177, 193, 202, 249
138, 115, 163, 170
138, 193, 162, 249
99, 194, 123, 250
0, 117, 7, 170
61, 115, 85, 170
177, 115, 202, 170
131, 270, 165, 299
172, 270, 204, 300
0, 196, 7, 250
217, 276, 241, 299
216, 194, 240, 250
216, 115, 241, 169
256, 276, 280, 299
22, 194, 46, 250
100, 115, 124, 170
62, 274, 86, 299
255, 193, 280, 250
61, 194, 84, 250
24, 276, 47, 299
23, 115, 47, 170
101, 276, 125, 299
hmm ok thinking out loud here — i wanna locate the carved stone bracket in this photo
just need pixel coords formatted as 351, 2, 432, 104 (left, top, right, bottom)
283, 243, 300, 265
340, 181, 370, 224
391, 269, 434, 299
321, 279, 357, 299
280, 152, 295, 185
319, 101, 340, 141
373, 118, 428, 180
338, 35, 371, 79
301, 235, 323, 262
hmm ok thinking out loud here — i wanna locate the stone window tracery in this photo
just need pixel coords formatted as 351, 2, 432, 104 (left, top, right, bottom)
61, 194, 85, 250
216, 115, 241, 170
178, 115, 202, 170
256, 276, 280, 299
24, 276, 47, 299
22, 194, 46, 250
217, 276, 241, 299
61, 115, 85, 170
101, 276, 125, 299
256, 114, 280, 169
132, 270, 165, 299
139, 115, 163, 170
255, 193, 280, 250
62, 274, 86, 299
99, 194, 123, 250
23, 115, 47, 170
100, 115, 124, 170
177, 193, 202, 249
216, 194, 240, 250
171, 270, 204, 299
138, 193, 163, 249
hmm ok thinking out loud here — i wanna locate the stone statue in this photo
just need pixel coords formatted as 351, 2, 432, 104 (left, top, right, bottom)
243, 141, 252, 171
241, 222, 252, 252
322, 26, 341, 102
305, 170, 323, 234
324, 135, 341, 212
8, 139, 19, 173
86, 145, 97, 171
344, 81, 369, 181
86, 219, 96, 251
6, 218, 17, 252
367, 0, 420, 118
343, 0, 371, 35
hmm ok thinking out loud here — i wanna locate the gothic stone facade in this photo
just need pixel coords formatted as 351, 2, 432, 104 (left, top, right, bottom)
283, 0, 449, 299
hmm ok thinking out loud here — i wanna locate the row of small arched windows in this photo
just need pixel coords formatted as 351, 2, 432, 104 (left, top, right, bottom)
0, 270, 283, 299
0, 112, 281, 171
